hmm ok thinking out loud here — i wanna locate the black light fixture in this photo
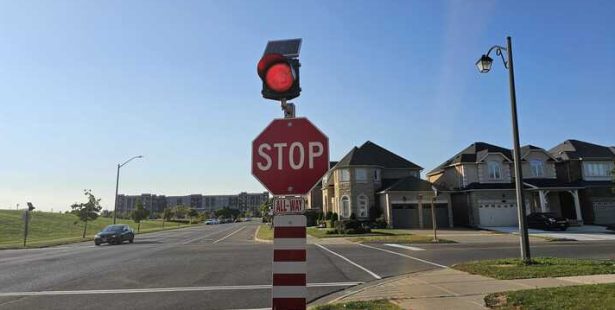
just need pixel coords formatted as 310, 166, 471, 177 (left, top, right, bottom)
476, 54, 493, 73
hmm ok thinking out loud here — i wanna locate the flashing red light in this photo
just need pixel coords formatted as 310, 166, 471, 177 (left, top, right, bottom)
265, 63, 294, 92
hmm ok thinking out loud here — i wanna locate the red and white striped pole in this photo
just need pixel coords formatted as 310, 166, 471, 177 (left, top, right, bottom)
272, 214, 307, 310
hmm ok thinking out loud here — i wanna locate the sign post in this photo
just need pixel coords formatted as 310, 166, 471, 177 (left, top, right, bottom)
252, 117, 328, 310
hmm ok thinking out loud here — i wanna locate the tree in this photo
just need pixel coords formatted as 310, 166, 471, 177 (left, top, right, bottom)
71, 189, 102, 238
215, 207, 240, 219
131, 199, 150, 232
174, 205, 189, 219
187, 208, 198, 224
162, 208, 174, 227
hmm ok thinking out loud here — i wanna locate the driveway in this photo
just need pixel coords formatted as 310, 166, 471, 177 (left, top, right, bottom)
482, 225, 615, 241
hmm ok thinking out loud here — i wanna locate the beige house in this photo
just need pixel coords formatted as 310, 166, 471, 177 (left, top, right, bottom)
320, 141, 452, 228
427, 142, 584, 227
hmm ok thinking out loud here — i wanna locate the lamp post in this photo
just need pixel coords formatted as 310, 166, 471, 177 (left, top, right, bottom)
476, 36, 531, 262
430, 186, 439, 243
113, 155, 143, 224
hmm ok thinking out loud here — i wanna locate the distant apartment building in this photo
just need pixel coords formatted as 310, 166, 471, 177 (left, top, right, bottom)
116, 192, 269, 215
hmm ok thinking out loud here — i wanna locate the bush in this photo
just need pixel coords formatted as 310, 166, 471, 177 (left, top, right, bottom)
304, 210, 323, 227
325, 211, 333, 220
332, 213, 339, 221
334, 219, 370, 235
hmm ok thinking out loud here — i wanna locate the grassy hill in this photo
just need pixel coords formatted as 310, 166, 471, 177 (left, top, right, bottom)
0, 209, 194, 249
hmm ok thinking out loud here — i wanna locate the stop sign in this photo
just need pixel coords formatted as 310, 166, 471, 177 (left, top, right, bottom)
252, 117, 329, 195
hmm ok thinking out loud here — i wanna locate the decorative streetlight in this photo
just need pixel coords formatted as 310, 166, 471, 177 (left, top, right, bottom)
476, 36, 531, 263
113, 155, 144, 224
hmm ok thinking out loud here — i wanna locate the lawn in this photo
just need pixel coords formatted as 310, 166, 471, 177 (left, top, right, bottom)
311, 300, 402, 310
256, 224, 273, 240
485, 283, 615, 310
0, 209, 195, 249
453, 257, 615, 280
306, 227, 452, 243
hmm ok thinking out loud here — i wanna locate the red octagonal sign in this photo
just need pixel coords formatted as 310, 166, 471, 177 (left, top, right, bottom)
252, 117, 329, 196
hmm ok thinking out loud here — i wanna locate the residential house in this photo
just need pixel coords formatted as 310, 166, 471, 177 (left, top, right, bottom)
427, 142, 584, 227
321, 141, 453, 228
549, 139, 615, 224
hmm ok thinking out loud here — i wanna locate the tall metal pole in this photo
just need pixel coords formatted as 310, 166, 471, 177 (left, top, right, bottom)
430, 197, 438, 242
23, 211, 29, 247
113, 164, 120, 224
507, 36, 531, 262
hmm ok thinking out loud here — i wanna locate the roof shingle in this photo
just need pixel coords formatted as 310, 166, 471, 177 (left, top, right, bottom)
335, 141, 422, 169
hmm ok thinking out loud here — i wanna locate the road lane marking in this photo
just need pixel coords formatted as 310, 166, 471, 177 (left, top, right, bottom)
213, 226, 247, 244
314, 243, 382, 280
358, 243, 448, 269
384, 243, 425, 251
182, 225, 239, 245
0, 282, 363, 297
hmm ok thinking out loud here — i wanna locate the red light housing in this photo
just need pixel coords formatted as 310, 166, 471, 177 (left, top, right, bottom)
265, 63, 294, 92
257, 53, 301, 101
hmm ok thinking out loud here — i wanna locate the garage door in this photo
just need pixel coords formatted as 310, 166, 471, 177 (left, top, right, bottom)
478, 202, 518, 227
391, 204, 420, 228
593, 201, 615, 225
422, 203, 449, 228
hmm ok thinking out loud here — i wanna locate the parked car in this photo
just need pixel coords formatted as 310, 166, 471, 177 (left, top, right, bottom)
204, 219, 219, 225
94, 224, 135, 245
526, 213, 569, 231
606, 224, 615, 232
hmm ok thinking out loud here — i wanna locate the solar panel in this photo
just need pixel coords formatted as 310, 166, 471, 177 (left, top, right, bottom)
264, 38, 302, 58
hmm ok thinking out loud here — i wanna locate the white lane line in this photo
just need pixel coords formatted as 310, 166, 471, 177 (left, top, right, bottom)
0, 282, 362, 297
358, 243, 448, 269
213, 226, 247, 244
314, 243, 382, 280
182, 225, 238, 245
384, 243, 425, 251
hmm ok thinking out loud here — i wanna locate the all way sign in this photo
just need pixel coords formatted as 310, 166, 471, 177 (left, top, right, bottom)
273, 197, 305, 215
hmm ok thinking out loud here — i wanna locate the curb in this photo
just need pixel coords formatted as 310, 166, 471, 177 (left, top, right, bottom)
308, 272, 419, 307
254, 225, 273, 243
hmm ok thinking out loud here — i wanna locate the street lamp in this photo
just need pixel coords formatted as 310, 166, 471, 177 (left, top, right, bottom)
113, 155, 144, 224
476, 36, 531, 263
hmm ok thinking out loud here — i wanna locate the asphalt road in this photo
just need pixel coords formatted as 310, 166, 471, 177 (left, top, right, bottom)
0, 222, 614, 310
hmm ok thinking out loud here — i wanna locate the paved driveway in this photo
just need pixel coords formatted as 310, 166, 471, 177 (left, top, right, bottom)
482, 225, 615, 241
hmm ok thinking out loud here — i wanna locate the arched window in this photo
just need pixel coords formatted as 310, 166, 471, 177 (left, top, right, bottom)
340, 196, 351, 218
488, 161, 502, 179
357, 194, 369, 218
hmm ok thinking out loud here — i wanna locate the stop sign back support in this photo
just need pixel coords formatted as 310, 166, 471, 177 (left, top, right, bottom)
252, 117, 329, 195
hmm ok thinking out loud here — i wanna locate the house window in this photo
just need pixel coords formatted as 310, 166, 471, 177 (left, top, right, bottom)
488, 161, 502, 179
530, 160, 544, 177
355, 168, 368, 183
339, 169, 350, 182
357, 194, 368, 218
584, 162, 613, 177
374, 169, 381, 181
340, 196, 351, 218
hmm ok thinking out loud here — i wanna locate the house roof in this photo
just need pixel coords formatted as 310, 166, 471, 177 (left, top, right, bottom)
549, 139, 615, 161
460, 182, 520, 191
520, 145, 556, 161
335, 141, 422, 169
427, 142, 513, 175
381, 176, 440, 192
523, 178, 582, 189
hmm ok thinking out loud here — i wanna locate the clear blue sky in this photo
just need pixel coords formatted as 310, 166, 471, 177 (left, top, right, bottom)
1, 1, 614, 211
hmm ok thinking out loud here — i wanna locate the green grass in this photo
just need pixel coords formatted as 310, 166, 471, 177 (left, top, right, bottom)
311, 299, 402, 310
256, 224, 273, 240
485, 283, 615, 310
0, 209, 195, 249
306, 227, 452, 243
453, 257, 615, 280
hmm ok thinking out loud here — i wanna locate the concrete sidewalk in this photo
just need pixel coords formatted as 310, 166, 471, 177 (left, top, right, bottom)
310, 268, 615, 310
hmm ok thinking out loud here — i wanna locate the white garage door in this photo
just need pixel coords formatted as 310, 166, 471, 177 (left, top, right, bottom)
478, 202, 518, 227
593, 201, 615, 225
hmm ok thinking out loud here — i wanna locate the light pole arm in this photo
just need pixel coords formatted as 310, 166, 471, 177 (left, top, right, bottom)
485, 45, 509, 69
120, 155, 143, 168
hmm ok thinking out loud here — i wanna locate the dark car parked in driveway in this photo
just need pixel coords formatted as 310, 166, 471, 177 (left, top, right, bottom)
527, 212, 569, 231
94, 224, 135, 245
